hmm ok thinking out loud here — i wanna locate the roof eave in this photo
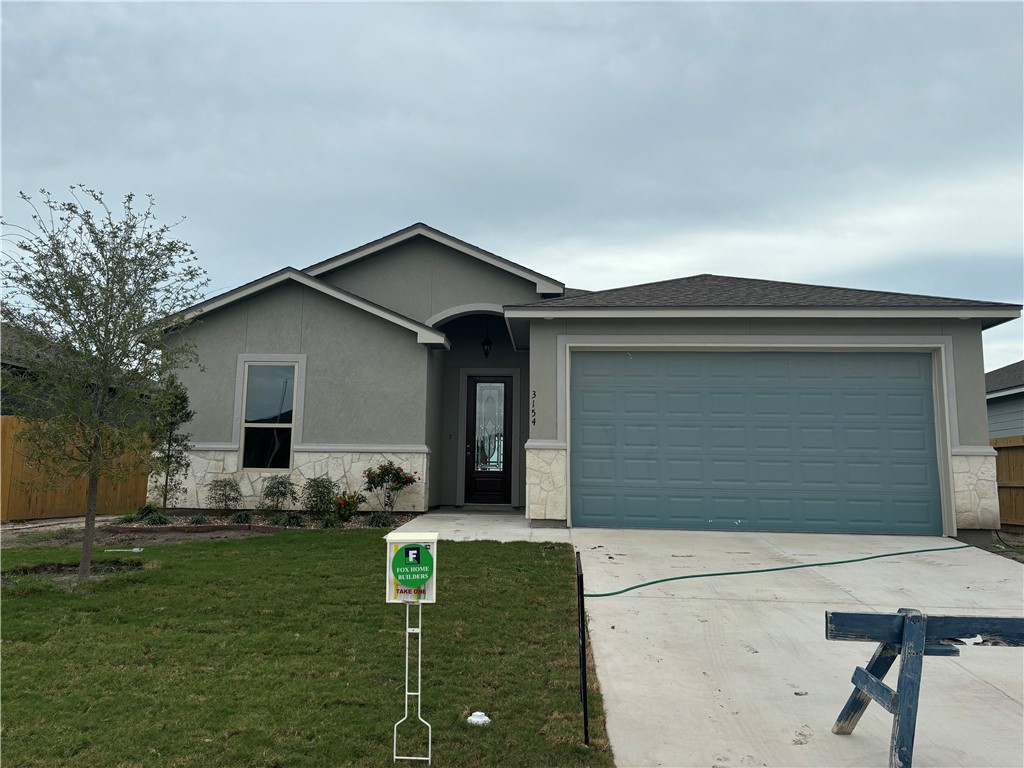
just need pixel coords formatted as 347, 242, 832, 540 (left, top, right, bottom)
503, 307, 1021, 328
987, 386, 1024, 399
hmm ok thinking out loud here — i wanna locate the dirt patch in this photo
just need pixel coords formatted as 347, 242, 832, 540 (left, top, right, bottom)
0, 558, 144, 585
1, 512, 422, 549
972, 529, 1024, 564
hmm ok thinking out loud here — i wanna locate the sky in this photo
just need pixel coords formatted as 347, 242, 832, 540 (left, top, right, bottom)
3, 1, 1022, 370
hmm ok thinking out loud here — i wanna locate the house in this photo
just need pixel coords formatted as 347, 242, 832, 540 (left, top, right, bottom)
986, 360, 1024, 439
171, 223, 1021, 536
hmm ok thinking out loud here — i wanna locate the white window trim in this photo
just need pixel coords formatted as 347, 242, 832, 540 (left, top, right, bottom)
233, 354, 307, 470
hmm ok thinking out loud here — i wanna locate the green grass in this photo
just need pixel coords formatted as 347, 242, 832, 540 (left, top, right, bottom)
1, 531, 613, 767
8, 528, 76, 545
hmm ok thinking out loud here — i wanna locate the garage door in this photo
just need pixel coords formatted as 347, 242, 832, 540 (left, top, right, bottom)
570, 351, 942, 534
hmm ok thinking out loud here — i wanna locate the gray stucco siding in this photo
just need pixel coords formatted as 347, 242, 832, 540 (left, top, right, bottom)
178, 283, 429, 448
298, 288, 427, 445
988, 394, 1024, 438
320, 237, 541, 325
177, 304, 249, 443
425, 350, 445, 506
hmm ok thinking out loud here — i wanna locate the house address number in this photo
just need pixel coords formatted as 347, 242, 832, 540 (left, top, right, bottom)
531, 390, 537, 426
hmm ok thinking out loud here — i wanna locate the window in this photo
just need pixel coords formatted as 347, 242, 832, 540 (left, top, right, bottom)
241, 363, 297, 469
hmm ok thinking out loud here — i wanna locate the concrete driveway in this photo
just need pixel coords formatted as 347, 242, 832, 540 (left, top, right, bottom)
394, 513, 1023, 767
574, 529, 1023, 768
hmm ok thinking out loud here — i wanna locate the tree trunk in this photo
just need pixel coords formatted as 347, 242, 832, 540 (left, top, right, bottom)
78, 470, 100, 582
161, 438, 170, 513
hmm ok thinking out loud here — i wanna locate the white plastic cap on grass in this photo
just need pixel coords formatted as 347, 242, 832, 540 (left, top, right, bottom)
466, 711, 491, 725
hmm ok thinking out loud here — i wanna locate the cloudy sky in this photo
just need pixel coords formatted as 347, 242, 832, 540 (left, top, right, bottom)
3, 1, 1022, 369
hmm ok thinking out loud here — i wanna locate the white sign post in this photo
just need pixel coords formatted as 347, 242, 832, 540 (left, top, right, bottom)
386, 532, 438, 764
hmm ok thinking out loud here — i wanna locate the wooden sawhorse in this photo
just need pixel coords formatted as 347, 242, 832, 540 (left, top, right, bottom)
825, 608, 1024, 768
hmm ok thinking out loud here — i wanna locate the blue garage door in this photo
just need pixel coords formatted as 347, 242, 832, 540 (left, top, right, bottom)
570, 351, 942, 534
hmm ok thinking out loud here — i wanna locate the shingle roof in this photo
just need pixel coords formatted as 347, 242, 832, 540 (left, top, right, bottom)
986, 360, 1024, 394
514, 274, 1020, 310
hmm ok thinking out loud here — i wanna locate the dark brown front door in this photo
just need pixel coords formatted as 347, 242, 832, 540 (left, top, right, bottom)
464, 376, 513, 504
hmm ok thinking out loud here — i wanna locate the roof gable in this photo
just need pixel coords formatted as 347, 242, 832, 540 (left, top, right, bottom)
302, 223, 564, 295
178, 268, 448, 347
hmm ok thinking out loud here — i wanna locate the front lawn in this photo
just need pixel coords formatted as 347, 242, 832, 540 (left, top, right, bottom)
1, 531, 613, 767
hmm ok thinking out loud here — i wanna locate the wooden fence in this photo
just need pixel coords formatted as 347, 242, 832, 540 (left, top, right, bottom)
991, 436, 1024, 528
1, 416, 149, 522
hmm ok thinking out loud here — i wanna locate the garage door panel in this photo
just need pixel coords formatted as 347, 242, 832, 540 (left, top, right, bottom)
665, 425, 702, 450
623, 457, 659, 481
577, 423, 615, 450
754, 426, 792, 451
666, 458, 704, 484
887, 393, 931, 420
577, 390, 616, 416
754, 459, 796, 487
571, 351, 942, 534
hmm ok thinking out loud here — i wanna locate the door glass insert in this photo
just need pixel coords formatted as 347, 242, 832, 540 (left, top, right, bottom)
474, 382, 505, 472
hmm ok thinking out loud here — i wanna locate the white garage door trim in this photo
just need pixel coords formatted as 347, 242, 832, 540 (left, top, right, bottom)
555, 335, 959, 535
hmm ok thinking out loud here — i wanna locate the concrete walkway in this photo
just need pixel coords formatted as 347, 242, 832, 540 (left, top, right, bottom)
393, 507, 570, 544
394, 512, 1024, 768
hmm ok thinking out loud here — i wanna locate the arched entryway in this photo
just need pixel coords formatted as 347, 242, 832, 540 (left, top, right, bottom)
429, 312, 528, 507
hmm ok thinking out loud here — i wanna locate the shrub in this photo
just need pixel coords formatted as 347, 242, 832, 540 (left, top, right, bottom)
188, 515, 208, 526
206, 477, 242, 510
320, 513, 340, 529
333, 490, 367, 521
300, 476, 338, 518
258, 476, 298, 513
135, 505, 170, 526
230, 511, 253, 525
271, 510, 304, 528
362, 461, 418, 513
116, 511, 138, 524
367, 510, 395, 529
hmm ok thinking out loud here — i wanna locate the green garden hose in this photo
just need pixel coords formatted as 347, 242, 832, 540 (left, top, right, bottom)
583, 544, 973, 598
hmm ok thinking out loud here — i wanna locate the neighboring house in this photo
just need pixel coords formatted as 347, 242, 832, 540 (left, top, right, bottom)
171, 223, 1021, 536
986, 360, 1024, 438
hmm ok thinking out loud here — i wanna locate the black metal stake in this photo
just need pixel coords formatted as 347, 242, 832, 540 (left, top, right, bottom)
575, 550, 590, 746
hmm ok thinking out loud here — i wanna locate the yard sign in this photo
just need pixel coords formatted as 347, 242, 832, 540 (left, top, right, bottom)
386, 531, 438, 763
386, 532, 438, 604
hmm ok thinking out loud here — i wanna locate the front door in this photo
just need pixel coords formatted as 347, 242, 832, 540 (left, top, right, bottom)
464, 375, 513, 504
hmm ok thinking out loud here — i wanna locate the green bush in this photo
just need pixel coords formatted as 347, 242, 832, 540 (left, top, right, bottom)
333, 490, 366, 521
320, 513, 341, 529
230, 511, 253, 525
188, 515, 208, 526
362, 461, 418, 513
258, 476, 298, 513
135, 505, 170, 526
205, 477, 242, 510
271, 510, 304, 528
300, 476, 338, 518
367, 510, 395, 529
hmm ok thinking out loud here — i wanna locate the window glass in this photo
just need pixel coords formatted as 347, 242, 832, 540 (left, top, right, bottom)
474, 381, 505, 471
243, 427, 291, 469
244, 365, 295, 424
242, 363, 297, 469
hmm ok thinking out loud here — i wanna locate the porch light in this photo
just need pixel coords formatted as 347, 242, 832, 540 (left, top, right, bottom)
481, 316, 493, 358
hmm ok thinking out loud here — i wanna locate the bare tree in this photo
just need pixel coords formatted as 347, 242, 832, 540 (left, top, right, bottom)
1, 186, 208, 580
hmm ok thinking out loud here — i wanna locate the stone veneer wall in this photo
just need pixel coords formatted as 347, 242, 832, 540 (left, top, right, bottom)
174, 450, 429, 512
951, 452, 999, 529
525, 447, 567, 522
